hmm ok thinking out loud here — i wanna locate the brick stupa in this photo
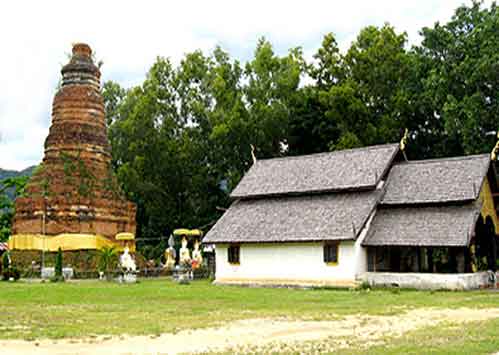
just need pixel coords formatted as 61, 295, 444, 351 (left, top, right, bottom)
10, 43, 136, 252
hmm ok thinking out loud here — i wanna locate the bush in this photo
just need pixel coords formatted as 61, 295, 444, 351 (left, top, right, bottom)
5, 249, 148, 279
2, 267, 20, 281
73, 270, 99, 279
357, 280, 371, 291
2, 252, 10, 270
55, 248, 63, 278
99, 246, 118, 280
50, 275, 64, 283
193, 265, 211, 279
10, 267, 20, 281
138, 240, 167, 261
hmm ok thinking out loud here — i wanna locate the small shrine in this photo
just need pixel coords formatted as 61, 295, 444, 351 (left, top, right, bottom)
167, 229, 204, 282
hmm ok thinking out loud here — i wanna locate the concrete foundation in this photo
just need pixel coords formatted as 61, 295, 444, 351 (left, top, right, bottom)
363, 271, 497, 290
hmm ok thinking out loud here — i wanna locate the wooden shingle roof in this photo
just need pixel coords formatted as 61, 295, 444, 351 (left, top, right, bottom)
203, 191, 380, 243
230, 144, 399, 199
206, 143, 493, 246
362, 204, 481, 247
382, 154, 490, 205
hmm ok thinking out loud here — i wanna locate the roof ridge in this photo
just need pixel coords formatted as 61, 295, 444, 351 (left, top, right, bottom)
396, 153, 489, 166
255, 143, 399, 164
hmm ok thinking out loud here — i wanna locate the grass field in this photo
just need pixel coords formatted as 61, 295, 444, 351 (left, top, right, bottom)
1, 279, 498, 353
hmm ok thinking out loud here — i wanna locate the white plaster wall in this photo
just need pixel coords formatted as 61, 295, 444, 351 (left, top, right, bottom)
354, 210, 374, 276
215, 239, 366, 286
213, 208, 374, 287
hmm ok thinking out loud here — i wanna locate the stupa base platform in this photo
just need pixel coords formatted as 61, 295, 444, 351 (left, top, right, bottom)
8, 233, 134, 252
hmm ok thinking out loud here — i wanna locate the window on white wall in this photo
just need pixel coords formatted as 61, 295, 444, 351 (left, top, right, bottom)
323, 242, 339, 264
228, 245, 240, 264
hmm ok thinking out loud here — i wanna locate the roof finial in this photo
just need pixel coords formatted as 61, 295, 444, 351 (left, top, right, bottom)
250, 144, 257, 165
491, 131, 499, 161
400, 128, 409, 162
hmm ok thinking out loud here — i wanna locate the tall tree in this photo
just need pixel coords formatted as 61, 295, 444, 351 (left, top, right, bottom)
288, 33, 343, 155
244, 38, 303, 159
416, 0, 499, 156
343, 24, 411, 145
106, 58, 184, 240
301, 26, 412, 152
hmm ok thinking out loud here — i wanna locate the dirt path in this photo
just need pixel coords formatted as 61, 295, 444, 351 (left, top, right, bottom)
1, 307, 498, 355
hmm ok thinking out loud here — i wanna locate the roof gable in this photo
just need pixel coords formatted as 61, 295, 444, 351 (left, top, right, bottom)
382, 154, 491, 205
231, 144, 399, 199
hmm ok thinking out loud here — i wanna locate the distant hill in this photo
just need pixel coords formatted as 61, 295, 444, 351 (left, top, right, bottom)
0, 166, 36, 180
0, 166, 37, 200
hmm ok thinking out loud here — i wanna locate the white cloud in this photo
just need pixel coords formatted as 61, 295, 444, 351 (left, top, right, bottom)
0, 0, 488, 170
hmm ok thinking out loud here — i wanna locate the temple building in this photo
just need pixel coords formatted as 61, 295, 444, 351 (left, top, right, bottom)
9, 43, 136, 252
204, 143, 499, 289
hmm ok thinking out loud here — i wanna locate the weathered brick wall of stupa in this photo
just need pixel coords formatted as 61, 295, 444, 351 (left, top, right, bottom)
12, 44, 136, 246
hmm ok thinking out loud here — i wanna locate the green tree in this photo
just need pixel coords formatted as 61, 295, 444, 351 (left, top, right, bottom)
106, 57, 184, 240
0, 176, 28, 242
104, 41, 304, 244
297, 26, 413, 154
344, 24, 411, 144
102, 81, 126, 127
416, 0, 499, 156
309, 32, 345, 89
244, 39, 302, 159
289, 33, 342, 155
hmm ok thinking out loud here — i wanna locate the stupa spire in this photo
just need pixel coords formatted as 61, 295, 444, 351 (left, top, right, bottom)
61, 43, 101, 88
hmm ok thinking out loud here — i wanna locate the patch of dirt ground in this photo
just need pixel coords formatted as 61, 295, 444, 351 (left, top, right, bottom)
1, 307, 498, 355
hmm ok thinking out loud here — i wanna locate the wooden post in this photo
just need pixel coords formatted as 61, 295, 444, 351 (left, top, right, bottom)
428, 247, 434, 273
417, 247, 421, 272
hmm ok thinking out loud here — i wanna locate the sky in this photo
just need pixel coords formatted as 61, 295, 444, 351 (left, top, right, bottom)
0, 0, 487, 170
